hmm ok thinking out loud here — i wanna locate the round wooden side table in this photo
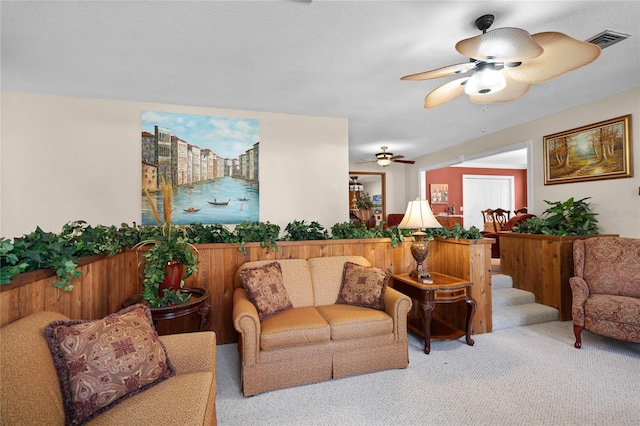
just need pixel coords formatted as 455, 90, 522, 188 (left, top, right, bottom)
122, 287, 211, 334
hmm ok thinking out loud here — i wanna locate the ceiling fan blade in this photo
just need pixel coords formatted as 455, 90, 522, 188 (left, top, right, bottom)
401, 62, 476, 81
424, 77, 467, 108
356, 159, 377, 164
392, 159, 416, 164
390, 155, 405, 160
468, 75, 530, 104
456, 27, 543, 63
503, 32, 601, 83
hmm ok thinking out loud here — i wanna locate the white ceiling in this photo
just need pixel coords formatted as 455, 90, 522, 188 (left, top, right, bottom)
2, 1, 639, 165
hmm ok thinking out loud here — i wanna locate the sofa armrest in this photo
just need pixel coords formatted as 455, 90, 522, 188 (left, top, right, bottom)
232, 288, 261, 365
384, 287, 413, 342
159, 331, 216, 375
569, 276, 590, 327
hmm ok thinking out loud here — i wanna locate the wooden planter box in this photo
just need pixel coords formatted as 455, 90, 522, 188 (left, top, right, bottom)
498, 233, 616, 321
1, 237, 494, 344
429, 236, 494, 335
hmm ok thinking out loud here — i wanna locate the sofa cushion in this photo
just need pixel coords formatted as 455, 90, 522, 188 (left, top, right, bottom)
1, 311, 69, 426
87, 371, 214, 425
336, 262, 390, 310
260, 307, 330, 350
585, 294, 640, 326
240, 261, 294, 321
44, 305, 175, 425
239, 259, 314, 308
308, 256, 371, 306
581, 237, 640, 298
316, 304, 393, 340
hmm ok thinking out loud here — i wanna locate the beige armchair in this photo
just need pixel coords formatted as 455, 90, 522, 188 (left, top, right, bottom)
569, 237, 640, 348
0, 311, 217, 425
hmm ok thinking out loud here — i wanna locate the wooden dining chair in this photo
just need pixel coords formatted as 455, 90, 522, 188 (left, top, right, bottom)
493, 208, 511, 231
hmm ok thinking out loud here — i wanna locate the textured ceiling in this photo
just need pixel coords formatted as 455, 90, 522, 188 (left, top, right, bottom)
2, 1, 639, 165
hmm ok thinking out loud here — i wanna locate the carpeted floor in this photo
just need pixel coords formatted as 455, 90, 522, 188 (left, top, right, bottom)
215, 321, 640, 425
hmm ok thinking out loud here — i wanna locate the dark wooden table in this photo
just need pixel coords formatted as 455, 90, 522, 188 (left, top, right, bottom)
390, 272, 476, 354
122, 287, 211, 334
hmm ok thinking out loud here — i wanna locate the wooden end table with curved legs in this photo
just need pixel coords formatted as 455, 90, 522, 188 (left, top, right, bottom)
390, 272, 476, 354
122, 287, 211, 334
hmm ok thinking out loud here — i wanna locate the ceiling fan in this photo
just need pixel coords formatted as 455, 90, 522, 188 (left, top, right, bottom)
401, 14, 601, 108
358, 146, 416, 167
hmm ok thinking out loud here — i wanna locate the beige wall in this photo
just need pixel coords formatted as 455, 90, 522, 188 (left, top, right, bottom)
3, 89, 638, 239
1, 92, 349, 238
406, 88, 640, 238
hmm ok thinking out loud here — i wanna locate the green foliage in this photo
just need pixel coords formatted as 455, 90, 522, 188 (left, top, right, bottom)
234, 221, 281, 252
184, 223, 236, 244
379, 224, 412, 248
512, 216, 548, 235
2, 217, 486, 291
330, 222, 412, 248
427, 224, 483, 240
4, 226, 83, 290
135, 223, 199, 308
513, 197, 599, 236
0, 238, 29, 284
283, 220, 329, 241
330, 221, 377, 240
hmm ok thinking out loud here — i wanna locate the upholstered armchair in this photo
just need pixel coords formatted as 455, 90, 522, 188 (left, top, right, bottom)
569, 237, 640, 348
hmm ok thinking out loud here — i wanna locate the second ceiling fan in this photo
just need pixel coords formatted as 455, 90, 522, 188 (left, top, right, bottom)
401, 14, 601, 108
358, 146, 416, 167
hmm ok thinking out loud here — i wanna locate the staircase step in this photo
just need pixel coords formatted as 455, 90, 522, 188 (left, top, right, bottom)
493, 288, 536, 308
493, 303, 559, 331
491, 274, 513, 290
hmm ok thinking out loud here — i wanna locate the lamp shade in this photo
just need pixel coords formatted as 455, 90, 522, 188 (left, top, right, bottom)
398, 198, 442, 230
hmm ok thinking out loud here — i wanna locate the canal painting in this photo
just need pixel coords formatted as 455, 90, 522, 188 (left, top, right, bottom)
141, 111, 259, 225
543, 115, 632, 185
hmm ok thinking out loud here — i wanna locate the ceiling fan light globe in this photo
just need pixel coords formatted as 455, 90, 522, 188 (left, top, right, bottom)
464, 67, 507, 96
377, 158, 392, 167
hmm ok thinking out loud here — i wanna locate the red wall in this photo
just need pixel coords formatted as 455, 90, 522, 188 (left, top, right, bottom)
425, 167, 528, 216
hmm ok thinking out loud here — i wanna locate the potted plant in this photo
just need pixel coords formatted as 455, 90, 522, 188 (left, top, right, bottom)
500, 196, 601, 320
136, 178, 199, 308
513, 197, 599, 236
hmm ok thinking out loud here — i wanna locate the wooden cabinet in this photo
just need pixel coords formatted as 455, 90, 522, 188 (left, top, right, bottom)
436, 215, 464, 230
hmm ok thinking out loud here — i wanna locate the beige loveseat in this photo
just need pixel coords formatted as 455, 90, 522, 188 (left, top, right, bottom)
232, 256, 413, 396
0, 311, 217, 425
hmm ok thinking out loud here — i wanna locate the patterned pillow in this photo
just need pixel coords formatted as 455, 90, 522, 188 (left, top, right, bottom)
44, 305, 174, 425
239, 261, 293, 321
336, 262, 391, 310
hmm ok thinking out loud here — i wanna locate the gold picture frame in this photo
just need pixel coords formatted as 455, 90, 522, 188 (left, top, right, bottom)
543, 114, 633, 185
430, 183, 448, 204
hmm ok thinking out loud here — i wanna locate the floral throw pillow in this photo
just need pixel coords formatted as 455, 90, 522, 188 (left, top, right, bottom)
44, 304, 174, 425
336, 262, 391, 310
239, 261, 293, 321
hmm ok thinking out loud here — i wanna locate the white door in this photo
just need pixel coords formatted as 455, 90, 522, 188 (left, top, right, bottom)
462, 175, 514, 230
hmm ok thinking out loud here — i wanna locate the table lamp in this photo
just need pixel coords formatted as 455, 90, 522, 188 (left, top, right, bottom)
398, 198, 442, 279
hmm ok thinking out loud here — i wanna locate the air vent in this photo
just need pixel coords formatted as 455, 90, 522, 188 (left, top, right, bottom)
587, 30, 630, 49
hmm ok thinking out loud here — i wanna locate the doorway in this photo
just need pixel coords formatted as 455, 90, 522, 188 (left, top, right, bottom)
462, 175, 514, 230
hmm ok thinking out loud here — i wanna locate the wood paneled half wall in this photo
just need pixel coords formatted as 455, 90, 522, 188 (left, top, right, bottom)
0, 238, 493, 344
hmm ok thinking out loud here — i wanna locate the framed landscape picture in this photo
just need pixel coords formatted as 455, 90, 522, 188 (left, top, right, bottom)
543, 114, 633, 185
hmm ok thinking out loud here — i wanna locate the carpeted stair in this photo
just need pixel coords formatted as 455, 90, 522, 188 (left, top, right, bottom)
492, 274, 559, 330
